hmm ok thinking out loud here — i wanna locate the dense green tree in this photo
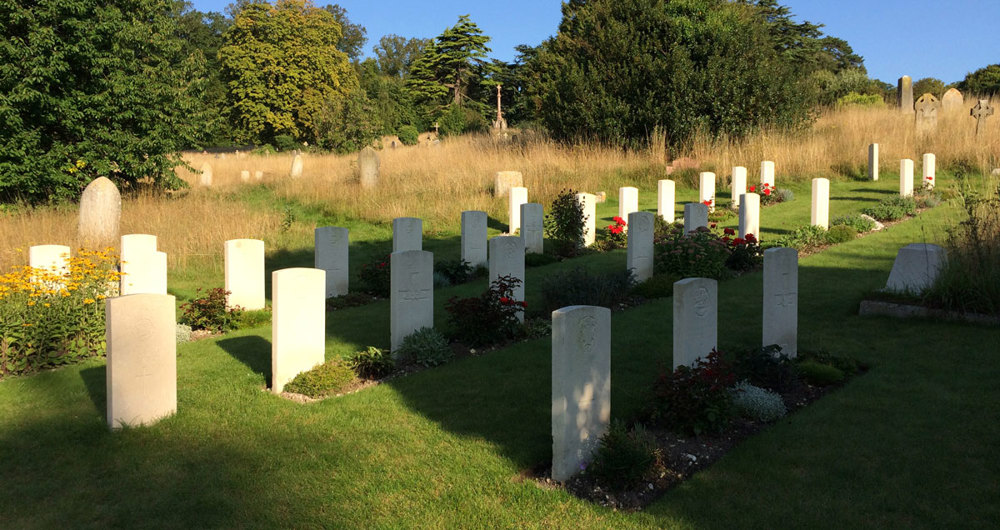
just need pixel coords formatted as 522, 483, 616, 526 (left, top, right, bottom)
913, 77, 946, 98
490, 44, 546, 126
373, 34, 431, 78
171, 1, 231, 145
322, 4, 366, 62
406, 15, 492, 119
219, 0, 359, 146
357, 58, 424, 134
958, 64, 1000, 96
0, 0, 206, 201
533, 0, 807, 148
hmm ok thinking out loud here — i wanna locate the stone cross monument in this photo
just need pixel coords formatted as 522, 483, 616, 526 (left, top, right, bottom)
493, 84, 508, 130
971, 99, 994, 136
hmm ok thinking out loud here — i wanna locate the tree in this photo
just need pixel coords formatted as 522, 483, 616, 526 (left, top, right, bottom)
219, 0, 359, 146
373, 34, 431, 78
171, 1, 232, 145
532, 0, 808, 148
406, 15, 492, 118
0, 0, 205, 202
913, 77, 946, 98
323, 4, 367, 62
958, 64, 1000, 97
357, 58, 423, 134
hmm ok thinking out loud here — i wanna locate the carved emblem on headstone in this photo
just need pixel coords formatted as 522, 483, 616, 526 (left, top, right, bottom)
914, 93, 940, 133
971, 99, 994, 136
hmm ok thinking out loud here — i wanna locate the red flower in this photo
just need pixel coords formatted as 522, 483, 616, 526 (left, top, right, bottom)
499, 297, 510, 304
926, 176, 934, 180
763, 188, 772, 196
521, 301, 528, 308
702, 199, 713, 206
612, 216, 626, 225
747, 185, 756, 193
733, 238, 746, 245
722, 236, 731, 243
609, 225, 623, 235
745, 233, 757, 243
724, 227, 735, 235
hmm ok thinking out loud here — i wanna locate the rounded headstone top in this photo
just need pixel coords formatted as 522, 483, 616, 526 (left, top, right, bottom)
78, 177, 122, 246
83, 176, 120, 196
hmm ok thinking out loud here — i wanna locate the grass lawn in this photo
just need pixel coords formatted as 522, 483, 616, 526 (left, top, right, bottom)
1, 173, 997, 528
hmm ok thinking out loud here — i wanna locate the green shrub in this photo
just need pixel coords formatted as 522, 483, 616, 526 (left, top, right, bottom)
831, 214, 876, 233
862, 196, 917, 221
176, 323, 193, 344
836, 91, 884, 107
544, 188, 587, 256
731, 381, 787, 422
434, 258, 475, 286
775, 225, 829, 250
654, 225, 731, 279
438, 105, 487, 137
726, 345, 798, 393
358, 254, 390, 298
587, 420, 659, 490
649, 350, 737, 436
347, 346, 395, 379
796, 360, 844, 386
274, 134, 299, 152
397, 125, 419, 145
631, 273, 678, 299
777, 188, 795, 203
445, 275, 525, 347
180, 287, 243, 332
523, 318, 552, 339
539, 267, 635, 314
724, 231, 763, 272
825, 224, 858, 244
283, 361, 356, 398
395, 327, 453, 367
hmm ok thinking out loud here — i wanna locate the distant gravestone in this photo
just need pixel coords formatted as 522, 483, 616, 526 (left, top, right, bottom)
657, 180, 675, 223
868, 143, 879, 181
493, 171, 523, 198
922, 153, 936, 189
271, 268, 326, 394
290, 153, 303, 179
315, 227, 349, 298
739, 193, 760, 240
627, 211, 654, 282
359, 147, 379, 189
550, 305, 611, 483
199, 162, 213, 187
520, 203, 544, 254
941, 88, 963, 113
897, 75, 914, 113
225, 239, 265, 310
900, 159, 915, 197
461, 211, 488, 268
79, 177, 121, 246
971, 99, 994, 136
760, 161, 775, 188
618, 186, 638, 221
106, 293, 176, 429
489, 236, 525, 322
762, 248, 798, 357
390, 250, 434, 352
914, 93, 940, 133
509, 186, 528, 234
595, 191, 607, 203
392, 217, 422, 252
730, 167, 747, 208
254, 170, 264, 181
811, 178, 830, 229
673, 277, 717, 369
29, 245, 70, 276
885, 243, 947, 294
576, 193, 596, 247
683, 202, 708, 234
698, 172, 716, 212
240, 170, 250, 183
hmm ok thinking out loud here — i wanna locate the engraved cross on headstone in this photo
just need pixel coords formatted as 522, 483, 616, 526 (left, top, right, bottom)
914, 93, 939, 133
971, 99, 994, 136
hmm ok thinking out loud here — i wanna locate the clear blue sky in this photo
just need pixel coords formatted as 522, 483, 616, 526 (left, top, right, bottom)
189, 0, 1000, 85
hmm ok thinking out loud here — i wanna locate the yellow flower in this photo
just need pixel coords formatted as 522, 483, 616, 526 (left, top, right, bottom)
83, 298, 95, 305
43, 303, 50, 307
27, 301, 35, 306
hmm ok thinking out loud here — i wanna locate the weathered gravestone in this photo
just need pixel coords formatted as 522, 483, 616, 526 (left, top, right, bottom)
627, 211, 655, 282
106, 293, 176, 429
489, 236, 525, 322
914, 93, 940, 133
254, 170, 264, 181
730, 167, 747, 208
869, 143, 879, 181
673, 278, 717, 369
509, 187, 528, 234
739, 193, 760, 240
240, 170, 250, 183
941, 88, 963, 113
971, 99, 994, 136
461, 211, 488, 268
760, 160, 776, 188
811, 178, 830, 229
314, 227, 349, 298
885, 243, 947, 294
900, 159, 915, 197
390, 251, 434, 352
493, 171, 523, 198
79, 177, 121, 246
359, 147, 379, 189
618, 186, 639, 221
922, 153, 936, 189
762, 248, 798, 357
392, 217, 422, 252
271, 268, 326, 393
290, 153, 303, 179
698, 172, 716, 212
575, 193, 596, 247
29, 245, 70, 276
199, 162, 213, 187
520, 203, 544, 254
657, 180, 675, 223
897, 75, 914, 113
225, 239, 265, 310
683, 202, 708, 234
550, 305, 611, 483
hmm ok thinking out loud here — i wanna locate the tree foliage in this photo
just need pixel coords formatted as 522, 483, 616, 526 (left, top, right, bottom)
322, 3, 367, 62
741, 0, 863, 75
0, 0, 205, 202
406, 15, 492, 118
958, 64, 1000, 97
373, 34, 431, 78
913, 77, 947, 99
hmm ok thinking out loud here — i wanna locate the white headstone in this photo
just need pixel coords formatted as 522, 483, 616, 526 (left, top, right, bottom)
730, 167, 747, 208
618, 186, 639, 221
106, 293, 176, 428
868, 143, 879, 181
922, 153, 936, 189
657, 180, 675, 223
254, 170, 263, 181
488, 236, 525, 322
271, 268, 326, 393
390, 250, 434, 352
551, 305, 611, 482
29, 245, 70, 276
900, 159, 914, 197
150, 251, 168, 295
762, 248, 798, 357
698, 172, 716, 212
576, 193, 596, 247
811, 178, 830, 229
120, 235, 166, 295
199, 162, 213, 187
392, 217, 422, 252
225, 239, 265, 310
739, 193, 760, 240
683, 202, 708, 234
520, 203, 544, 254
359, 147, 379, 189
78, 177, 121, 245
672, 278, 718, 369
314, 227, 349, 298
290, 154, 304, 179
885, 243, 947, 294
509, 186, 528, 234
494, 171, 523, 198
761, 160, 775, 188
240, 170, 250, 183
627, 211, 655, 282
461, 211, 488, 268
120, 234, 157, 265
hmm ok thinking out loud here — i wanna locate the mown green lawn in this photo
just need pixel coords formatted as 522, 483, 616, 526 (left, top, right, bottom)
1, 172, 997, 528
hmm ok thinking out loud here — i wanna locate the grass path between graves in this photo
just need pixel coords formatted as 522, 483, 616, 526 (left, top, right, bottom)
1, 174, 998, 528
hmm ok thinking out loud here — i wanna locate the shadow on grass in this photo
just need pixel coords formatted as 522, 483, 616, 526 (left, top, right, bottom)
218, 336, 272, 386
832, 195, 880, 202
851, 187, 896, 195
80, 364, 106, 417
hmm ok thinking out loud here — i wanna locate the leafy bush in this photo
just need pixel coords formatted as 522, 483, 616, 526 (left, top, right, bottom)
397, 125, 419, 145
273, 134, 299, 152
544, 188, 587, 256
724, 231, 763, 272
539, 267, 635, 314
434, 259, 475, 286
836, 92, 884, 107
631, 273, 678, 299
775, 225, 829, 250
726, 345, 798, 393
176, 323, 193, 344
523, 318, 552, 339
438, 104, 487, 137
649, 349, 737, 436
747, 183, 785, 207
731, 381, 787, 422
358, 254, 390, 297
395, 327, 453, 367
862, 196, 917, 221
283, 360, 356, 398
654, 225, 731, 279
778, 188, 795, 203
796, 360, 844, 386
831, 214, 876, 233
347, 346, 395, 379
445, 275, 524, 346
180, 287, 243, 333
587, 420, 659, 490
593, 216, 628, 251
825, 224, 858, 244
0, 248, 120, 377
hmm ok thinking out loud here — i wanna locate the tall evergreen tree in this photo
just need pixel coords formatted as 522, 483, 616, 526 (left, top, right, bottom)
406, 15, 492, 117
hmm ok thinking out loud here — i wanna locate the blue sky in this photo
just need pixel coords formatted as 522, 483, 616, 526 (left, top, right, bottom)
189, 0, 1000, 85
